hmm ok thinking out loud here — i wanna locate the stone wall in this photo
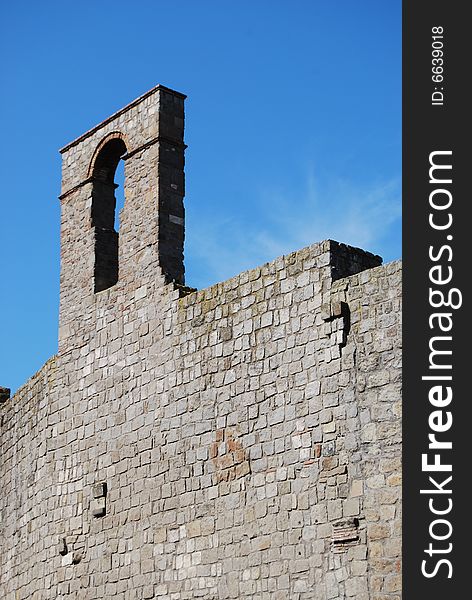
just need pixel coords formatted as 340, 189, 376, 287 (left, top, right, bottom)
0, 246, 401, 600
0, 87, 401, 600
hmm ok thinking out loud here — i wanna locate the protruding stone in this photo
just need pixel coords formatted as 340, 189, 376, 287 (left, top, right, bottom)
58, 538, 68, 556
91, 482, 107, 517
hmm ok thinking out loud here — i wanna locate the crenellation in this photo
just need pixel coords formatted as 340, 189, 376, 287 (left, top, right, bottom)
0, 87, 401, 599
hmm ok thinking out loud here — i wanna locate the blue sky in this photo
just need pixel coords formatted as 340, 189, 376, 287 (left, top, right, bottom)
0, 0, 401, 393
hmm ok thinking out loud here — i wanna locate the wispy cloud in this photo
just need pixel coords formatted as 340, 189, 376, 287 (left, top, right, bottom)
186, 169, 401, 289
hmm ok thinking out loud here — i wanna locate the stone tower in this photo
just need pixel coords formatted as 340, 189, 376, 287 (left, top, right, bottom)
58, 85, 186, 352
0, 86, 402, 600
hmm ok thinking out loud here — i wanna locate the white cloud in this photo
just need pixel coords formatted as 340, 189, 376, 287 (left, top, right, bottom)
186, 169, 401, 289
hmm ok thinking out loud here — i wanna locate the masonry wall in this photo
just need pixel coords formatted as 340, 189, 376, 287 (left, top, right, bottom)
0, 241, 401, 600
1, 85, 401, 600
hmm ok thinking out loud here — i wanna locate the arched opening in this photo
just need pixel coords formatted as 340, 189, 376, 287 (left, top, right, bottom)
114, 159, 125, 231
91, 137, 127, 292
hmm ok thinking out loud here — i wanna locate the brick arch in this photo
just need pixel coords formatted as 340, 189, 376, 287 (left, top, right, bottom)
87, 131, 129, 180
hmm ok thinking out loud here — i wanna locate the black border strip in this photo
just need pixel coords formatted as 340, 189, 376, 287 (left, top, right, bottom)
403, 2, 467, 596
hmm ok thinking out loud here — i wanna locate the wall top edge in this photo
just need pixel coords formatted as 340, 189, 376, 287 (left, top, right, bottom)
59, 84, 187, 155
